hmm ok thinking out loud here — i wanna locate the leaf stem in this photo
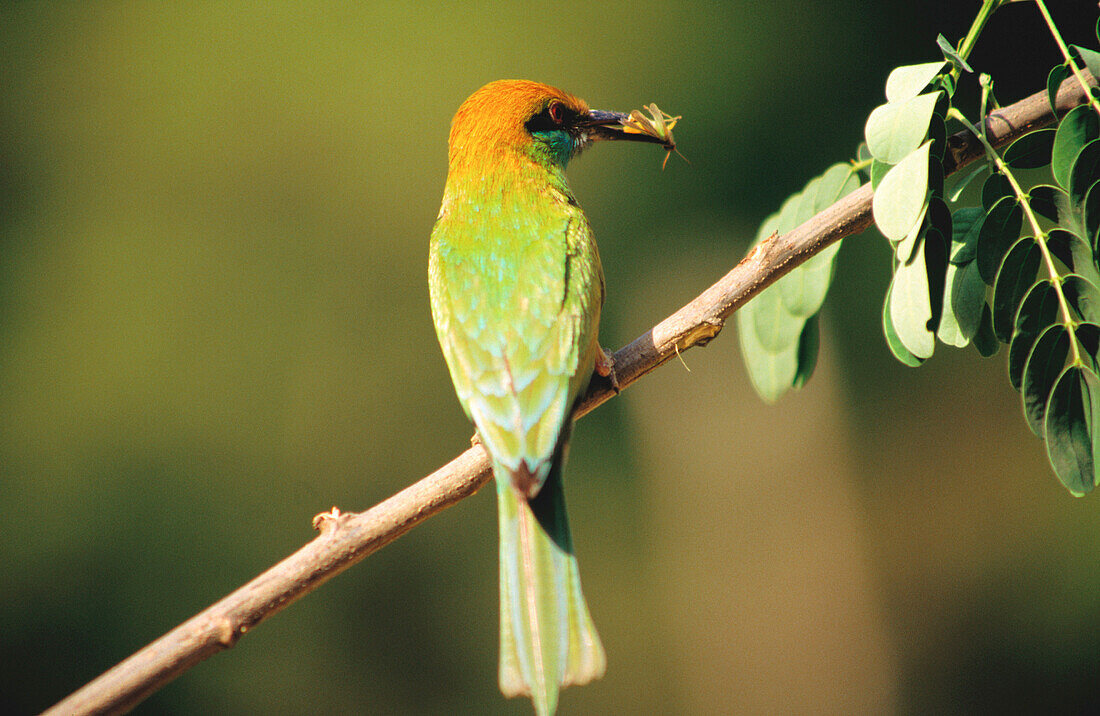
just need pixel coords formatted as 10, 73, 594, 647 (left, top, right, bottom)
947, 106, 1081, 363
1033, 0, 1100, 119
951, 0, 1002, 80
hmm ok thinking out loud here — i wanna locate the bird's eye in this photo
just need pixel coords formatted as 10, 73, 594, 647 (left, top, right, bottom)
548, 101, 564, 125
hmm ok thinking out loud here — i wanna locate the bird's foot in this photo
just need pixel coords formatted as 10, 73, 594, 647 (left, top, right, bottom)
470, 431, 483, 448
596, 346, 620, 394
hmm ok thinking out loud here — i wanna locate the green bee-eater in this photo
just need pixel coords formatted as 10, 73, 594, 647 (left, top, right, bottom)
428, 80, 669, 715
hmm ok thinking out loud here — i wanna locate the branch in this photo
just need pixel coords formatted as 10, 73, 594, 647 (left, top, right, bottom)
45, 74, 1095, 716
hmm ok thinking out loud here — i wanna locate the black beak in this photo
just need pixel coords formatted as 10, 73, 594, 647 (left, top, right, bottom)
580, 109, 670, 146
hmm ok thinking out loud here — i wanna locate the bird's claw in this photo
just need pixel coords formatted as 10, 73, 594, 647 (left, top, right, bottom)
595, 346, 620, 394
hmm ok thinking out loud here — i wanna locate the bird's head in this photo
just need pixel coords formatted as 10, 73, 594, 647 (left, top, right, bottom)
446, 79, 670, 174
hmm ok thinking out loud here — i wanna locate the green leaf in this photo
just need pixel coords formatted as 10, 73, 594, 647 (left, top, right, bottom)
1048, 63, 1071, 115
1078, 322, 1100, 364
928, 113, 947, 161
992, 238, 1040, 342
1044, 364, 1100, 496
973, 302, 1000, 357
751, 283, 802, 352
1069, 139, 1100, 206
981, 172, 1013, 212
947, 162, 989, 203
885, 61, 948, 102
1009, 280, 1059, 390
889, 229, 943, 359
737, 302, 798, 403
774, 192, 801, 234
937, 33, 972, 74
1003, 128, 1056, 169
1022, 324, 1070, 435
865, 93, 941, 164
870, 159, 892, 190
780, 242, 841, 318
1029, 184, 1067, 223
936, 72, 956, 98
895, 203, 929, 263
976, 196, 1023, 284
938, 259, 986, 347
1071, 45, 1100, 84
927, 196, 951, 242
1059, 229, 1100, 288
793, 314, 819, 388
1052, 105, 1100, 189
1063, 273, 1100, 324
883, 279, 925, 366
1084, 179, 1100, 250
779, 165, 859, 316
873, 141, 932, 241
950, 207, 984, 264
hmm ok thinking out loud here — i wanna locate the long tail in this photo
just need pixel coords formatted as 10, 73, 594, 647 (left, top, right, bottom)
495, 462, 605, 716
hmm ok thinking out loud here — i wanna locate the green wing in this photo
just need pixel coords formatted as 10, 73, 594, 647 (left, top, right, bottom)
428, 199, 603, 493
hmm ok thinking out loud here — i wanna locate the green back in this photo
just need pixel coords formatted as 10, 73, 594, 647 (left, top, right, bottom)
428, 175, 603, 488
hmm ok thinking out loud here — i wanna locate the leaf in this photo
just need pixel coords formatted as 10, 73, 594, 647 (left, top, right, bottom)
1052, 105, 1100, 190
889, 229, 943, 359
751, 283, 803, 352
937, 34, 972, 74
938, 259, 986, 347
870, 159, 892, 190
793, 314, 819, 388
1084, 179, 1100, 250
1071, 45, 1100, 85
1048, 63, 1071, 115
992, 237, 1040, 342
947, 162, 989, 202
936, 72, 956, 98
973, 302, 1000, 357
1009, 280, 1059, 391
928, 113, 947, 161
976, 196, 1023, 284
885, 61, 948, 102
1078, 322, 1100, 364
812, 163, 862, 213
1058, 229, 1100, 288
780, 243, 842, 318
1063, 273, 1100, 324
779, 165, 859, 316
950, 206, 984, 264
895, 202, 929, 263
865, 93, 941, 164
1029, 184, 1067, 223
1022, 324, 1070, 435
981, 172, 1013, 212
1069, 139, 1100, 206
1044, 364, 1100, 495
737, 302, 798, 404
873, 141, 932, 241
883, 278, 925, 366
927, 196, 951, 244
1003, 128, 1056, 169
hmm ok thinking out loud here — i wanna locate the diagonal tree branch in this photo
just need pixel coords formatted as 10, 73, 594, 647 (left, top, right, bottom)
44, 74, 1095, 716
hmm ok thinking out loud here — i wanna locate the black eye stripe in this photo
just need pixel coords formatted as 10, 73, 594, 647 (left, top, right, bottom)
524, 102, 577, 134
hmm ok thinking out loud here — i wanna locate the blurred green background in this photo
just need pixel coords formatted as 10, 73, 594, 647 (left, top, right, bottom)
3, 2, 1099, 714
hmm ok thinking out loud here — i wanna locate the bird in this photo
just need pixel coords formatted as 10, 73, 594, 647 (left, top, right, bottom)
428, 80, 670, 715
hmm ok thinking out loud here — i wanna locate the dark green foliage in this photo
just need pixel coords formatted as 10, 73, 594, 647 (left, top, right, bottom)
738, 15, 1100, 496
1003, 129, 1056, 169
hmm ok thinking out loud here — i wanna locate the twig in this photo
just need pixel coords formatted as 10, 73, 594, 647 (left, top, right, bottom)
44, 74, 1095, 716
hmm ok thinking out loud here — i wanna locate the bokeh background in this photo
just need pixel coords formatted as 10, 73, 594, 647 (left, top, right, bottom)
3, 2, 1099, 714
